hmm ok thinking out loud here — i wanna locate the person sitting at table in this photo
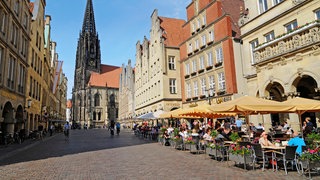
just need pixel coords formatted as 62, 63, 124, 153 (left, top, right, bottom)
259, 132, 275, 147
203, 128, 213, 143
218, 123, 232, 141
288, 131, 306, 156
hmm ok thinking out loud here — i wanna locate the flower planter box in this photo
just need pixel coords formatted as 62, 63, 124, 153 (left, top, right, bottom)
211, 148, 225, 159
184, 143, 191, 150
300, 160, 320, 169
190, 144, 198, 153
229, 154, 254, 169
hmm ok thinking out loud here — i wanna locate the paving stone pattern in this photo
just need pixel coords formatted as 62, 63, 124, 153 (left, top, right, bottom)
0, 129, 312, 180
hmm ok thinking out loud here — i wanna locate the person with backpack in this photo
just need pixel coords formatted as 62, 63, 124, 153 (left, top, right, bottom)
116, 122, 121, 135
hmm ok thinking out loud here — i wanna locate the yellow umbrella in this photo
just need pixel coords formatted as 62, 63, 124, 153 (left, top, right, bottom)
178, 104, 235, 118
282, 97, 320, 137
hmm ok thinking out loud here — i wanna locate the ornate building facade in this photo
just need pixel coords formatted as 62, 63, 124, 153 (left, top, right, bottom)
134, 9, 185, 117
239, 0, 320, 131
179, 0, 245, 109
72, 0, 121, 128
0, 0, 32, 134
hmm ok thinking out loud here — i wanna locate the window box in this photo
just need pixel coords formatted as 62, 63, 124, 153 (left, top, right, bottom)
191, 32, 195, 35
207, 41, 213, 46
196, 28, 200, 32
188, 52, 193, 56
184, 74, 190, 79
214, 62, 223, 68
206, 66, 213, 70
200, 45, 206, 49
217, 90, 226, 96
202, 24, 206, 28
186, 98, 191, 102
191, 72, 197, 76
199, 95, 206, 99
192, 96, 199, 100
193, 49, 199, 53
198, 69, 204, 74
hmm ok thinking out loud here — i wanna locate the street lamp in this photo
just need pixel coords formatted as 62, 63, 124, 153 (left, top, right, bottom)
25, 99, 32, 109
205, 87, 215, 105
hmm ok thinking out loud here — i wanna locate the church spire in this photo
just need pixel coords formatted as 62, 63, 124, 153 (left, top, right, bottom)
82, 0, 96, 33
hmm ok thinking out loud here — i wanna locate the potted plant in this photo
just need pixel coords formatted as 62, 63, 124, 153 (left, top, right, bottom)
228, 144, 253, 169
230, 132, 240, 142
300, 147, 320, 169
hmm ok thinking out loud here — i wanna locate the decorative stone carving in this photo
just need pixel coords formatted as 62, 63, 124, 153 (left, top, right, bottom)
280, 56, 287, 65
293, 35, 300, 49
267, 63, 273, 70
297, 68, 303, 77
278, 41, 286, 54
295, 53, 303, 61
312, 45, 320, 56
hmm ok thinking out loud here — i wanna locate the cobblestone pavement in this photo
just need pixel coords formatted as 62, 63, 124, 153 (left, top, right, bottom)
0, 129, 316, 180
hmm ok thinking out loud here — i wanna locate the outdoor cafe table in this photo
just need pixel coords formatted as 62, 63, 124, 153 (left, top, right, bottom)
262, 146, 286, 171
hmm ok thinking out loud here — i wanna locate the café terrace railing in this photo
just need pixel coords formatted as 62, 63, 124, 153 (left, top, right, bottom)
253, 20, 320, 65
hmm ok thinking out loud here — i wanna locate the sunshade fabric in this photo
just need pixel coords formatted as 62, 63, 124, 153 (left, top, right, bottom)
137, 112, 155, 119
207, 96, 295, 114
281, 97, 320, 113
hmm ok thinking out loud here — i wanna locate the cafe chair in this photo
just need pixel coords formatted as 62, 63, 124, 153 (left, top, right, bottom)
273, 145, 298, 175
251, 143, 274, 171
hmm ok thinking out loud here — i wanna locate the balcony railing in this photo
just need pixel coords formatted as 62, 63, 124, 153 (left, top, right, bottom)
253, 21, 320, 64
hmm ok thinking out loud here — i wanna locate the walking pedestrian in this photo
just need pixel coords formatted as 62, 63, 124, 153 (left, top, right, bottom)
64, 122, 71, 141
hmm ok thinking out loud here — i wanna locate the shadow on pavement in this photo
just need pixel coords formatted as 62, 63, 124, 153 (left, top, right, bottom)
0, 129, 156, 166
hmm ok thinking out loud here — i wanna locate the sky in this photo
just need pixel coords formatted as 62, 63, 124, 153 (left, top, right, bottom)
45, 0, 190, 99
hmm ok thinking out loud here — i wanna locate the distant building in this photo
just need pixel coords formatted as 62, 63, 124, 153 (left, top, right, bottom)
72, 0, 121, 128
134, 9, 184, 118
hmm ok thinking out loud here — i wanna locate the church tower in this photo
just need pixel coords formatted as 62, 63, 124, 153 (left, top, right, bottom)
72, 0, 101, 125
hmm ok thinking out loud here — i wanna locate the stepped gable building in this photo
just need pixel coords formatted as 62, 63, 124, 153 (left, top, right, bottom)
179, 0, 245, 109
134, 9, 185, 118
72, 0, 121, 128
239, 0, 320, 131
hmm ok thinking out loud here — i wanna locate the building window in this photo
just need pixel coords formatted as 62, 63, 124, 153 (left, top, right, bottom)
258, 0, 268, 14
202, 15, 206, 26
169, 78, 177, 94
199, 56, 204, 70
18, 63, 25, 93
11, 23, 18, 47
186, 82, 191, 98
197, 18, 201, 29
192, 22, 196, 33
201, 78, 206, 95
315, 9, 320, 20
94, 94, 100, 106
201, 35, 206, 46
250, 39, 259, 64
14, 0, 19, 15
192, 59, 197, 72
285, 20, 298, 33
209, 30, 214, 42
23, 12, 28, 29
216, 47, 223, 63
185, 63, 190, 75
188, 43, 193, 53
7, 55, 16, 89
264, 31, 275, 42
195, 39, 199, 50
0, 8, 6, 33
168, 56, 175, 70
273, 0, 283, 5
209, 75, 215, 94
29, 77, 32, 96
207, 51, 213, 67
193, 81, 198, 97
218, 72, 225, 91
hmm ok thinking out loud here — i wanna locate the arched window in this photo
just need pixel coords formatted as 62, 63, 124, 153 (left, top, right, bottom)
110, 94, 115, 107
93, 111, 96, 120
94, 93, 100, 106
98, 112, 101, 120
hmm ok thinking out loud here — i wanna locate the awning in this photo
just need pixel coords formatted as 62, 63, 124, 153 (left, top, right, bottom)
137, 112, 155, 120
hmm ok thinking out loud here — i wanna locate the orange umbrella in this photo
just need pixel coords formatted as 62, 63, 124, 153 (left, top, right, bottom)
179, 104, 235, 118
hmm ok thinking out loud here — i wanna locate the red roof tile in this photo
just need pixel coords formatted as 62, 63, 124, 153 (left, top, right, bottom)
29, 2, 34, 13
159, 17, 185, 47
88, 64, 122, 88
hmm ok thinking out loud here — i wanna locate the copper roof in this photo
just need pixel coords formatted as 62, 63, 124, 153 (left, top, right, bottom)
159, 17, 185, 47
88, 64, 122, 88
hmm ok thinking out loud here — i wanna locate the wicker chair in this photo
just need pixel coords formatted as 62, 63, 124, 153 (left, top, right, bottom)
273, 145, 298, 175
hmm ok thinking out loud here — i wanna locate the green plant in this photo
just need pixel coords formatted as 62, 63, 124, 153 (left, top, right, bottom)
210, 130, 218, 137
160, 128, 167, 134
184, 137, 195, 144
173, 128, 180, 137
307, 132, 320, 141
207, 143, 223, 150
229, 144, 252, 155
300, 147, 320, 161
230, 132, 240, 142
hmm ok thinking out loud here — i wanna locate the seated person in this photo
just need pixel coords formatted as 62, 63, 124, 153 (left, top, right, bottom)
202, 128, 213, 143
259, 132, 275, 147
288, 131, 306, 156
217, 123, 232, 141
